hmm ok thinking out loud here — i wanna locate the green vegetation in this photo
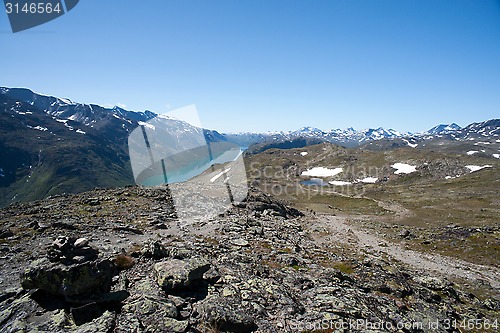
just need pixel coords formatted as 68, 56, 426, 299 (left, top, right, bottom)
247, 142, 500, 268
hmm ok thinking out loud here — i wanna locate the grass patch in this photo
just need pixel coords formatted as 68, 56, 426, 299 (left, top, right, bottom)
331, 261, 355, 274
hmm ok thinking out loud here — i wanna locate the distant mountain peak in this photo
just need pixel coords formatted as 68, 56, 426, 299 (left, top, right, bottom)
224, 119, 498, 149
426, 123, 461, 135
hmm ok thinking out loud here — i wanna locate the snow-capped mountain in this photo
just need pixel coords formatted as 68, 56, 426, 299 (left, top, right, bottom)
225, 126, 412, 148
0, 87, 156, 138
426, 123, 461, 135
0, 87, 226, 207
1, 86, 498, 207
224, 120, 499, 150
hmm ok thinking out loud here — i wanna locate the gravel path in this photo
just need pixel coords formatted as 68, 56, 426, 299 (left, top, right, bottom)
313, 214, 500, 291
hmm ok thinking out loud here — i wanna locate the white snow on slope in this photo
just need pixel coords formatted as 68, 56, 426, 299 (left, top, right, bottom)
27, 125, 48, 131
391, 163, 417, 174
466, 165, 492, 173
359, 177, 378, 183
329, 180, 352, 186
301, 167, 343, 177
466, 151, 478, 155
76, 129, 86, 134
300, 152, 308, 156
138, 121, 156, 131
493, 154, 500, 159
402, 139, 417, 148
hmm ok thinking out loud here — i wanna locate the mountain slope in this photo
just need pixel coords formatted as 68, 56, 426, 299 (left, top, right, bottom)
0, 88, 227, 207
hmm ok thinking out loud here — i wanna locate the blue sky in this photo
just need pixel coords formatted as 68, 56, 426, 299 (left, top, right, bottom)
1, 0, 499, 133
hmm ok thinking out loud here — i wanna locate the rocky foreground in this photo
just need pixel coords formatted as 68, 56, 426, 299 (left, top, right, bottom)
0, 186, 498, 332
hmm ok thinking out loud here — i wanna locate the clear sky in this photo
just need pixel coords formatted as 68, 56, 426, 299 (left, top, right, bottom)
1, 0, 499, 133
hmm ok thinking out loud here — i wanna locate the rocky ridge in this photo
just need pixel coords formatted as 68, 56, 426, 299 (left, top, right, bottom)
0, 186, 498, 332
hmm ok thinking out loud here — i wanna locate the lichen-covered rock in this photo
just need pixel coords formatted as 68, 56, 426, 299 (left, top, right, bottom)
196, 297, 258, 333
141, 240, 169, 259
413, 276, 448, 290
119, 297, 187, 332
21, 258, 116, 297
0, 186, 498, 333
154, 257, 210, 292
73, 310, 116, 333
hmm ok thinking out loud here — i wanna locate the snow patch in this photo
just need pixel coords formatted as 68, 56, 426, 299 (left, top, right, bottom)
402, 139, 417, 148
138, 121, 156, 131
59, 98, 72, 104
329, 180, 352, 186
466, 151, 478, 155
300, 152, 308, 156
27, 125, 48, 131
301, 167, 343, 177
493, 154, 500, 159
359, 177, 378, 183
76, 129, 86, 134
465, 165, 492, 173
391, 163, 417, 174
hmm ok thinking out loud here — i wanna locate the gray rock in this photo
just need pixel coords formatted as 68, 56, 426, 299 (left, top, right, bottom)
231, 239, 249, 247
154, 257, 211, 292
71, 302, 103, 325
53, 236, 71, 250
121, 297, 188, 332
414, 276, 447, 290
483, 298, 499, 311
196, 299, 257, 333
21, 258, 116, 297
122, 297, 177, 318
0, 228, 14, 239
141, 240, 169, 259
74, 237, 89, 248
398, 229, 411, 238
74, 310, 116, 333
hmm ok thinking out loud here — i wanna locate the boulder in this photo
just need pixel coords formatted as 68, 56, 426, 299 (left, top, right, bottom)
141, 240, 169, 259
120, 297, 188, 332
154, 257, 210, 292
74, 237, 89, 248
21, 258, 116, 297
196, 299, 257, 333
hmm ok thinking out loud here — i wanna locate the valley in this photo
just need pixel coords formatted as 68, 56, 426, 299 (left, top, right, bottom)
0, 87, 499, 332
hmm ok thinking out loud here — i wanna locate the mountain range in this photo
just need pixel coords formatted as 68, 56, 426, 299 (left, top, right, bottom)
226, 120, 500, 149
1, 87, 499, 207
